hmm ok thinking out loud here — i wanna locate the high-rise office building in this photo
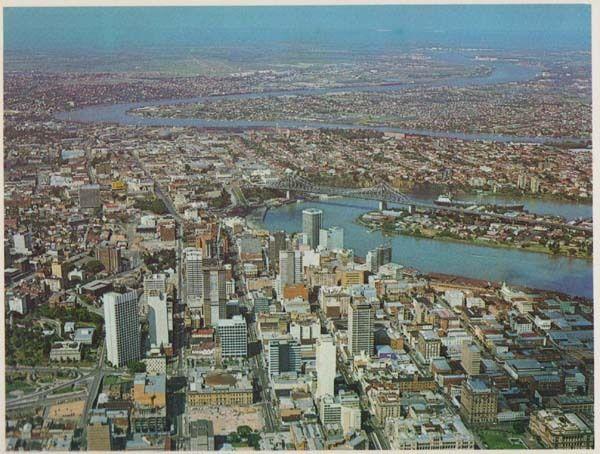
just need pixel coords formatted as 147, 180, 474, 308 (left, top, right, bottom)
460, 378, 498, 426
217, 315, 247, 358
279, 250, 296, 289
366, 243, 392, 273
184, 248, 203, 309
144, 273, 167, 296
147, 293, 169, 349
79, 184, 101, 209
417, 330, 442, 364
348, 301, 374, 356
294, 250, 303, 284
315, 334, 336, 399
13, 232, 33, 254
319, 395, 342, 425
461, 342, 481, 376
202, 267, 227, 326
302, 208, 323, 249
319, 226, 344, 250
103, 291, 141, 367
269, 231, 287, 271
268, 336, 302, 376
96, 242, 121, 274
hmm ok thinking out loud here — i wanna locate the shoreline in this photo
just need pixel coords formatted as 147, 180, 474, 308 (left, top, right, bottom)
356, 215, 592, 261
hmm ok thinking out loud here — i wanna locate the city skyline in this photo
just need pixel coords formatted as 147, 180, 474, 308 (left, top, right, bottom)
3, 3, 594, 452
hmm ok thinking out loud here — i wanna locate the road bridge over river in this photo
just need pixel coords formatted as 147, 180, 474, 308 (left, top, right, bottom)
258, 175, 591, 233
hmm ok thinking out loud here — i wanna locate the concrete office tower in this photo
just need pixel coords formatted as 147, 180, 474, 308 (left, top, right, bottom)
302, 208, 323, 249
217, 315, 247, 358
460, 378, 498, 426
96, 242, 121, 274
79, 183, 101, 209
13, 232, 33, 254
366, 243, 392, 273
376, 243, 392, 266
269, 231, 287, 271
319, 226, 344, 251
103, 291, 141, 367
348, 301, 374, 356
319, 395, 342, 425
268, 336, 302, 376
461, 342, 481, 376
279, 250, 296, 288
202, 267, 227, 326
315, 334, 336, 399
294, 250, 303, 284
184, 248, 203, 309
144, 273, 167, 296
147, 293, 169, 349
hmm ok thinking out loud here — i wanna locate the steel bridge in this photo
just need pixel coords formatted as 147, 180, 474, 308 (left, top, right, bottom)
260, 174, 410, 210
257, 175, 592, 233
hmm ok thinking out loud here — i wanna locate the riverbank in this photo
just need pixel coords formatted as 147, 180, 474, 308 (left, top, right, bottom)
260, 196, 591, 298
356, 213, 592, 260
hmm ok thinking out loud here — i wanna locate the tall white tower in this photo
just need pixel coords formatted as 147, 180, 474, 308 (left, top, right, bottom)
103, 291, 141, 367
315, 334, 336, 399
147, 293, 169, 349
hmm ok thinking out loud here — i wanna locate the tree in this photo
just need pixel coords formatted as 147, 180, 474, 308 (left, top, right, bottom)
237, 425, 253, 439
83, 259, 104, 274
127, 360, 146, 374
228, 432, 240, 443
247, 432, 261, 449
512, 421, 526, 434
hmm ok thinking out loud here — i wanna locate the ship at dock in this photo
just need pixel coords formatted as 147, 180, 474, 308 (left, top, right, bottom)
434, 194, 525, 211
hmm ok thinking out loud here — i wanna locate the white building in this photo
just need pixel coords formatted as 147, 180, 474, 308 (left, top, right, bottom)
13, 232, 32, 254
319, 226, 344, 251
147, 293, 169, 349
103, 291, 141, 367
217, 315, 247, 358
8, 294, 28, 315
144, 273, 167, 296
315, 334, 336, 399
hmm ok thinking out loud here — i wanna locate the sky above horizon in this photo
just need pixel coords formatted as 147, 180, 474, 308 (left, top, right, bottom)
4, 5, 591, 55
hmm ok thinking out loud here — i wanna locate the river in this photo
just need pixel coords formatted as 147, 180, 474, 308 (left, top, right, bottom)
55, 60, 586, 144
261, 197, 592, 298
53, 55, 592, 298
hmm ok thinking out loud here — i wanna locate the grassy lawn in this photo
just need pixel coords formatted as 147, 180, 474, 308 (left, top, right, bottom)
49, 384, 82, 395
104, 375, 131, 386
478, 428, 527, 449
6, 381, 36, 394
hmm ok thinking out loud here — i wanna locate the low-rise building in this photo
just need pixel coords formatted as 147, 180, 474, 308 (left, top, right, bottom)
385, 414, 475, 450
49, 341, 82, 362
529, 408, 593, 449
187, 369, 253, 407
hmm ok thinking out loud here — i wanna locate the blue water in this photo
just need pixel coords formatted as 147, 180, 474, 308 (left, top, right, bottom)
4, 5, 591, 55
53, 60, 587, 144
263, 198, 592, 299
